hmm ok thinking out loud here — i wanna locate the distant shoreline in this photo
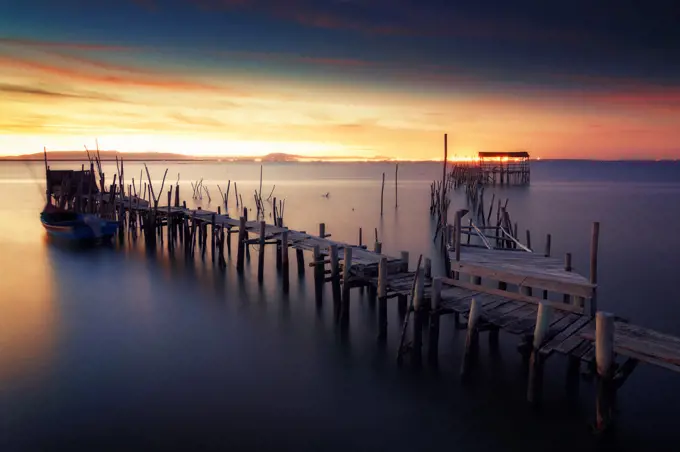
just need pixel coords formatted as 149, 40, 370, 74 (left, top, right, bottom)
0, 158, 677, 163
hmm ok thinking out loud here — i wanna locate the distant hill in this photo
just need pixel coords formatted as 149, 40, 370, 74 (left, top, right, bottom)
0, 150, 201, 161
0, 150, 401, 162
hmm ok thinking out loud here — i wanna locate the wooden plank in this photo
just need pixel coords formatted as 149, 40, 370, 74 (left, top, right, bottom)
580, 322, 680, 370
484, 301, 527, 323
495, 304, 538, 328
441, 277, 585, 315
540, 316, 594, 357
451, 261, 594, 299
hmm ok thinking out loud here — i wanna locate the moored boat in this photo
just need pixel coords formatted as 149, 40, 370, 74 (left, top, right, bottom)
40, 203, 118, 242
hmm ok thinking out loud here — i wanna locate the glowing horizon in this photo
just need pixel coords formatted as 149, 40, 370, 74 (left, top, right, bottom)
1, 1, 679, 161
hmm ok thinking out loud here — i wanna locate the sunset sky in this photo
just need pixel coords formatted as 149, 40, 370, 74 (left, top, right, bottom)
1, 0, 679, 160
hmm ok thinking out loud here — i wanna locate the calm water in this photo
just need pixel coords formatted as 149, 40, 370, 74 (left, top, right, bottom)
1, 160, 680, 451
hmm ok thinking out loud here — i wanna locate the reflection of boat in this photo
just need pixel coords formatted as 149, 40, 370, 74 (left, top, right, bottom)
40, 204, 118, 242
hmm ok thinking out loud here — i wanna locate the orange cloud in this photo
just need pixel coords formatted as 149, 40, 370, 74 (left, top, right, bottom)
0, 54, 224, 92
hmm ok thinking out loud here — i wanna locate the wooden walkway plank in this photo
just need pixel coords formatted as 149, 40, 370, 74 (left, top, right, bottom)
540, 316, 594, 357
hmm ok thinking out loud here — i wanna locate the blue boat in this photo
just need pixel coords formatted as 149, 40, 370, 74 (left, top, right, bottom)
40, 204, 118, 242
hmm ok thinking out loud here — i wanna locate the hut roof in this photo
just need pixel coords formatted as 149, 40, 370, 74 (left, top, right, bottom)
478, 151, 529, 158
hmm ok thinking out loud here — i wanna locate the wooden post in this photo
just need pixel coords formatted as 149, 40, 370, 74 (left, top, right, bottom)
377, 257, 388, 342
527, 302, 553, 405
595, 311, 615, 433
341, 247, 353, 327
166, 191, 172, 247
175, 184, 180, 207
243, 208, 250, 260
276, 235, 282, 271
358, 227, 362, 247
395, 162, 398, 208
400, 251, 409, 272
441, 134, 447, 218
526, 229, 532, 250
543, 233, 551, 299
590, 222, 600, 316
412, 267, 425, 366
330, 244, 341, 308
428, 277, 442, 365
319, 223, 325, 238
313, 245, 323, 304
563, 253, 572, 303
380, 172, 385, 216
281, 229, 289, 293
258, 221, 266, 283
424, 257, 432, 279
211, 213, 216, 263
374, 241, 382, 254
236, 216, 246, 272
460, 297, 481, 380
454, 210, 462, 263
296, 248, 305, 278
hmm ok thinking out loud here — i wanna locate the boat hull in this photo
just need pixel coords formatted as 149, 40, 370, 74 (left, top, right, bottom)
40, 213, 118, 242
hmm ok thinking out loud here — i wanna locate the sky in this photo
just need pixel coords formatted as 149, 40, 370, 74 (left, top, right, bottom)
0, 0, 679, 160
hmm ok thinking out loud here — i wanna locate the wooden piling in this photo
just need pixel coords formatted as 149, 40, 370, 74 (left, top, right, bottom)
412, 267, 425, 366
281, 229, 289, 293
211, 213, 216, 263
400, 251, 409, 272
526, 229, 532, 250
380, 172, 385, 216
590, 222, 600, 316
374, 241, 382, 254
428, 277, 442, 365
527, 302, 553, 405
313, 244, 323, 304
460, 297, 481, 380
454, 210, 462, 264
563, 253, 572, 303
330, 244, 341, 307
441, 134, 448, 218
341, 246, 353, 326
236, 216, 246, 272
358, 227, 362, 248
424, 257, 432, 279
319, 223, 326, 238
377, 257, 388, 342
543, 234, 552, 299
395, 163, 399, 208
595, 311, 615, 432
258, 221, 266, 283
296, 248, 305, 277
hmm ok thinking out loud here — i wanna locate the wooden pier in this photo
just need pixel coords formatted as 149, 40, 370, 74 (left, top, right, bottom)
42, 151, 680, 438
